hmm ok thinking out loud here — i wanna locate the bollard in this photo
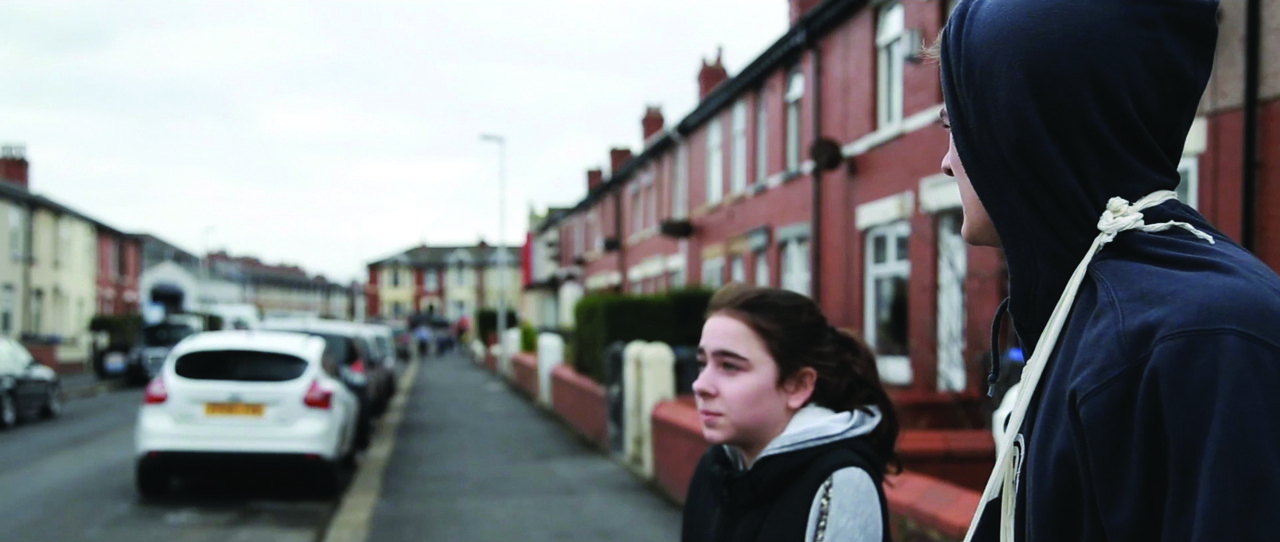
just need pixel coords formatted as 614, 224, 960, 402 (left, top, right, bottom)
622, 340, 648, 468
638, 342, 676, 478
535, 333, 565, 408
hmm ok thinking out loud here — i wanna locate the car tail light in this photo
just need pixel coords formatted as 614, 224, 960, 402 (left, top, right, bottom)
143, 377, 167, 404
304, 380, 332, 409
349, 359, 366, 375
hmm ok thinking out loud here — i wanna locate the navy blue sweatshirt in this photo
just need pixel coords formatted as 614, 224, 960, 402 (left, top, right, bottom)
941, 0, 1280, 540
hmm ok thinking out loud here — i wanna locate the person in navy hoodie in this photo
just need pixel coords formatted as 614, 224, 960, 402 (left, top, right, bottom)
936, 0, 1280, 540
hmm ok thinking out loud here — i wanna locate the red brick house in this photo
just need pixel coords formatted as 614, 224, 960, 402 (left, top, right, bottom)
534, 0, 1279, 429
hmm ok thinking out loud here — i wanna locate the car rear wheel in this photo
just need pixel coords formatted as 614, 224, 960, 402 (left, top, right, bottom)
0, 392, 16, 429
136, 462, 171, 498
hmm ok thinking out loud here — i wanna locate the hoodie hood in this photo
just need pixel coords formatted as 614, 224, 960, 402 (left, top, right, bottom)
728, 404, 881, 470
940, 0, 1219, 353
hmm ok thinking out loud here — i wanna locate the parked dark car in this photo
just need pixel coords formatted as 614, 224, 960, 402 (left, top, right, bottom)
126, 317, 202, 385
260, 319, 381, 450
0, 338, 62, 429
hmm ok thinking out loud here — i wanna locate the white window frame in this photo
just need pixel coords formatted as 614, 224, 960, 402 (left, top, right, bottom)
755, 91, 769, 185
785, 68, 805, 173
8, 208, 20, 262
701, 257, 725, 290
591, 211, 603, 253
425, 269, 438, 291
706, 119, 724, 205
574, 219, 585, 256
876, 2, 906, 129
674, 144, 689, 219
392, 267, 401, 288
1, 284, 12, 336
780, 238, 811, 296
1176, 156, 1200, 210
864, 221, 912, 385
754, 249, 770, 287
731, 101, 748, 195
631, 186, 643, 236
730, 255, 745, 283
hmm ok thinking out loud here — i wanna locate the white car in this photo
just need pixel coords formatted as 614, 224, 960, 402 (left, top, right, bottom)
134, 330, 361, 497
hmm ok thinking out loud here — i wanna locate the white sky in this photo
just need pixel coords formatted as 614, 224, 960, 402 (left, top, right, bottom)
0, 1, 789, 283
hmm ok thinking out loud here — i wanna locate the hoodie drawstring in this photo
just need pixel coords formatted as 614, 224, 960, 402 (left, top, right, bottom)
964, 190, 1215, 542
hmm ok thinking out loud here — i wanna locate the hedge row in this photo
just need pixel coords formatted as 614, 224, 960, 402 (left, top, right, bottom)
572, 288, 713, 383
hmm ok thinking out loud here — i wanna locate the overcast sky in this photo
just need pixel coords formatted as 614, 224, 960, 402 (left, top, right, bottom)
0, 1, 789, 283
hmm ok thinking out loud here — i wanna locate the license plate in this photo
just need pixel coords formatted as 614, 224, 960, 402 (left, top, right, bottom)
205, 403, 264, 417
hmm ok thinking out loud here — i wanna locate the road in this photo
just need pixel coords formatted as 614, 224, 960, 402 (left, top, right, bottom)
0, 387, 338, 542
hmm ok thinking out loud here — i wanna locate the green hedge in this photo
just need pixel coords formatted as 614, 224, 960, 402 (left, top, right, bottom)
571, 288, 713, 383
478, 308, 519, 344
89, 314, 144, 348
519, 322, 538, 353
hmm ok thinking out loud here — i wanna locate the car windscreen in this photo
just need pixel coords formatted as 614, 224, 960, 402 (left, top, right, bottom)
374, 337, 391, 359
174, 350, 309, 382
306, 333, 359, 366
143, 323, 197, 347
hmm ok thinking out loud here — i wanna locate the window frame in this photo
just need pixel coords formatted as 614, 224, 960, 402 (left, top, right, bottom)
780, 237, 811, 296
1176, 156, 1200, 210
876, 1, 907, 129
864, 221, 913, 384
755, 90, 769, 185
731, 100, 749, 195
701, 257, 725, 290
753, 249, 770, 287
706, 119, 724, 206
785, 67, 805, 173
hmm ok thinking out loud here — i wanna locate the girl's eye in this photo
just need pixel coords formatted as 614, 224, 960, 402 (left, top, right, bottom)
720, 363, 741, 373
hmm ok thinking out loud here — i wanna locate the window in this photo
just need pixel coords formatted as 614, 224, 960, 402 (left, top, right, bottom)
731, 101, 748, 195
670, 268, 686, 289
865, 222, 911, 377
755, 91, 768, 184
936, 212, 967, 392
701, 258, 725, 290
453, 264, 466, 286
1176, 156, 1199, 209
674, 144, 689, 219
706, 119, 724, 205
1, 285, 12, 335
31, 289, 43, 334
392, 268, 401, 287
877, 2, 907, 128
632, 187, 643, 236
780, 239, 811, 296
785, 67, 805, 173
426, 269, 438, 291
392, 302, 404, 319
575, 219, 585, 256
730, 256, 745, 283
646, 184, 657, 230
591, 212, 603, 252
754, 249, 770, 287
9, 208, 22, 262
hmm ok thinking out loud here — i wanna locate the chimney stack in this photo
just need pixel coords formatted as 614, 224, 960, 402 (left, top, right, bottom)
0, 145, 29, 189
789, 0, 824, 25
698, 47, 729, 100
642, 106, 665, 142
609, 148, 633, 176
587, 168, 604, 192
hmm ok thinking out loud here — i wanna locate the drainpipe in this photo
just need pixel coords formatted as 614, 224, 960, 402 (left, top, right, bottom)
1241, 0, 1260, 252
808, 34, 824, 301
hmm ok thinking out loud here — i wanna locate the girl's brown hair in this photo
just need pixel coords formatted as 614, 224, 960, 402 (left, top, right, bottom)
707, 284, 901, 473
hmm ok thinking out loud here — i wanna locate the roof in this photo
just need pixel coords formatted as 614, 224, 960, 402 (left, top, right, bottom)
0, 180, 132, 236
536, 0, 870, 234
368, 243, 523, 268
173, 330, 326, 360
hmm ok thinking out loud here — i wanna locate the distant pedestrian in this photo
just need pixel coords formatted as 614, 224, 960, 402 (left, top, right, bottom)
413, 323, 432, 359
682, 285, 897, 542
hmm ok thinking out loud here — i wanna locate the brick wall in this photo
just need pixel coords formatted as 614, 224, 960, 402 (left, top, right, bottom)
550, 365, 607, 449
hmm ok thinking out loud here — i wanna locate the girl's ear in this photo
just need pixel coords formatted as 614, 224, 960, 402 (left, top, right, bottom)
782, 367, 817, 410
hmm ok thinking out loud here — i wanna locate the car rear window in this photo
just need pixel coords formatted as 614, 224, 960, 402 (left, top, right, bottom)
174, 350, 309, 382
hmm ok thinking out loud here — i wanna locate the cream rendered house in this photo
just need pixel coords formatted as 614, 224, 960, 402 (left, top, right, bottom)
0, 196, 28, 340
29, 207, 97, 367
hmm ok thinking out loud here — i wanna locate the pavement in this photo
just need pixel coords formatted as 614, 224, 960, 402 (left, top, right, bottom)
328, 352, 683, 542
59, 371, 129, 401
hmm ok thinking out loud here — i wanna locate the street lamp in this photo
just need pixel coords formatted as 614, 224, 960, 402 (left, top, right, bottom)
479, 133, 509, 368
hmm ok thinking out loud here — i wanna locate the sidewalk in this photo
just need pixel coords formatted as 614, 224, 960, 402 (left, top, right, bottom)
366, 353, 682, 541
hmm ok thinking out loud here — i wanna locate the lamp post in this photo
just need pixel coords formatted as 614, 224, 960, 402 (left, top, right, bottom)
479, 134, 508, 369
